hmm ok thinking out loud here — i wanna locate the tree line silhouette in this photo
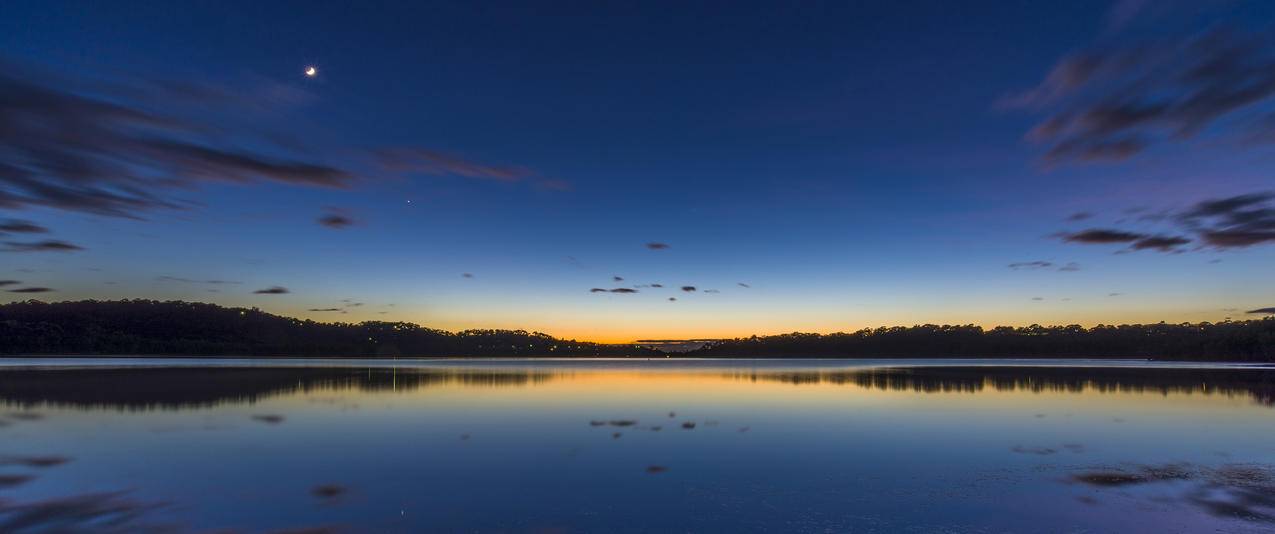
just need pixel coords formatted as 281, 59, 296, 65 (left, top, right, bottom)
688, 322, 1275, 361
0, 300, 657, 357
1, 300, 1272, 361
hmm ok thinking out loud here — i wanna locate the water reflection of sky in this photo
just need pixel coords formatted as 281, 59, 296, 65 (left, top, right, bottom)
2, 360, 1274, 532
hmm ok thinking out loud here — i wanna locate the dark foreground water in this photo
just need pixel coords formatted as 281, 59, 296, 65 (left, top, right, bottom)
1, 358, 1275, 533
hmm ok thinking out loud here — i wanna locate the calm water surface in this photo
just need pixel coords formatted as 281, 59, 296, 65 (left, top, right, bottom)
1, 358, 1274, 533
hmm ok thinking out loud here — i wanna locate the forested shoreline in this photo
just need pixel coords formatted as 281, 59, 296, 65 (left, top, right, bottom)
1, 300, 1272, 361
687, 322, 1275, 361
0, 300, 653, 357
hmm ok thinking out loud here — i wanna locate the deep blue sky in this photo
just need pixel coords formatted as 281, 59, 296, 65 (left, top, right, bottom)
3, 1, 1274, 341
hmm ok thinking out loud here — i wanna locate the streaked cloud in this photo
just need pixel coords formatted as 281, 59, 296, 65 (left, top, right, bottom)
1, 240, 83, 252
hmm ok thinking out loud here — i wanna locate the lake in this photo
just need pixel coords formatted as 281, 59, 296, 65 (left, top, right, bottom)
1, 358, 1274, 533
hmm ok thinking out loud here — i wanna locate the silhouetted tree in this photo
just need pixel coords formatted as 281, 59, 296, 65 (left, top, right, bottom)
689, 321, 1275, 361
0, 300, 657, 357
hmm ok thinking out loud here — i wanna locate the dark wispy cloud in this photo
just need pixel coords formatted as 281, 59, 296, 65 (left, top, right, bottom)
1, 240, 83, 252
668, 297, 677, 301
1130, 235, 1192, 252
1177, 192, 1275, 248
462, 273, 474, 279
0, 280, 18, 286
156, 276, 241, 285
613, 276, 624, 282
1104, 0, 1149, 32
1066, 212, 1093, 221
737, 282, 750, 288
253, 286, 289, 294
703, 289, 720, 294
1004, 28, 1275, 163
1060, 229, 1143, 244
0, 219, 47, 234
681, 286, 697, 292
591, 288, 637, 294
376, 148, 568, 192
308, 308, 341, 312
1247, 307, 1275, 315
650, 283, 663, 288
1060, 192, 1274, 252
1008, 261, 1053, 270
0, 65, 355, 220
645, 242, 670, 250
377, 148, 529, 183
317, 207, 355, 229
1058, 262, 1082, 272
9, 287, 53, 293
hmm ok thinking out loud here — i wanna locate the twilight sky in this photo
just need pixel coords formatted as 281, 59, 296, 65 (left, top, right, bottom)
2, 0, 1274, 342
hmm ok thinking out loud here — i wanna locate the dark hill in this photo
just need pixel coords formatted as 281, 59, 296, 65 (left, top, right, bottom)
0, 299, 654, 357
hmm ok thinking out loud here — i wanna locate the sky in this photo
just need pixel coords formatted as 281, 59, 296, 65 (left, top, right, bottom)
2, 0, 1274, 343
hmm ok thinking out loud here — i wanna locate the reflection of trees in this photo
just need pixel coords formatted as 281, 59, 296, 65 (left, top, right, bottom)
3, 365, 1273, 412
727, 367, 1275, 405
0, 367, 559, 411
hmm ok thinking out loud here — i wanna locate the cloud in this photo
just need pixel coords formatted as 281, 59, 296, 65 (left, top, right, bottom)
1062, 192, 1275, 252
1, 240, 83, 252
1058, 262, 1082, 272
376, 148, 531, 183
613, 276, 624, 282
9, 287, 54, 293
462, 273, 474, 278
681, 286, 697, 292
1130, 235, 1192, 251
1005, 28, 1275, 163
0, 62, 357, 221
737, 282, 750, 288
645, 242, 670, 250
1009, 261, 1054, 270
1247, 307, 1275, 315
376, 148, 571, 192
253, 286, 289, 294
703, 289, 720, 293
156, 276, 241, 285
0, 219, 47, 234
1178, 192, 1275, 249
668, 297, 677, 301
1108, 292, 1123, 297
1031, 297, 1044, 301
1060, 229, 1144, 244
591, 288, 637, 294
1105, 0, 1149, 31
1066, 212, 1094, 221
317, 207, 355, 229
0, 280, 18, 286
308, 308, 342, 312
535, 179, 572, 191
650, 283, 663, 288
